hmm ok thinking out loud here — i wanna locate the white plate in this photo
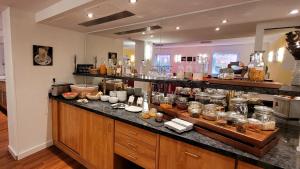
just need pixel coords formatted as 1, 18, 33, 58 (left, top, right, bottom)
125, 106, 143, 113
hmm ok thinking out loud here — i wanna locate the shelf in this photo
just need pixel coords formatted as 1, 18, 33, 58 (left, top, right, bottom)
73, 73, 300, 96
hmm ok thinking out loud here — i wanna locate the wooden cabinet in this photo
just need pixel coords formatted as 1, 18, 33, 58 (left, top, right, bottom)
159, 136, 235, 169
114, 121, 158, 169
52, 100, 263, 169
0, 81, 6, 112
237, 161, 263, 169
58, 102, 82, 154
53, 101, 114, 169
81, 111, 114, 169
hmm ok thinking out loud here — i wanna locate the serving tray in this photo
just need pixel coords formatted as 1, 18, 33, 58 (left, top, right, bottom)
153, 105, 279, 157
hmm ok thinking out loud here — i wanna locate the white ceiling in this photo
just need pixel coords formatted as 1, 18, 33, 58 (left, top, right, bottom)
0, 0, 61, 12
0, 0, 300, 45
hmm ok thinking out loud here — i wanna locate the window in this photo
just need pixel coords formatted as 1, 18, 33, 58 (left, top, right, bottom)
211, 53, 239, 74
154, 54, 171, 73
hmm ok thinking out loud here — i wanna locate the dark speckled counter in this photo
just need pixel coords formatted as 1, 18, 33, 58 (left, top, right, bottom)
51, 96, 300, 169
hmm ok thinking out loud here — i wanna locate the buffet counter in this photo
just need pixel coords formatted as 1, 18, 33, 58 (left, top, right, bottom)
51, 96, 299, 169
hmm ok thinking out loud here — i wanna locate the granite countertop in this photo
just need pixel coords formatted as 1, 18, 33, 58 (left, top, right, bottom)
52, 96, 300, 169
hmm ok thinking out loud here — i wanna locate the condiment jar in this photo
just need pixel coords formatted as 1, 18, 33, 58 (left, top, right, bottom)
202, 104, 217, 121
175, 87, 183, 95
195, 92, 210, 104
252, 106, 276, 131
181, 87, 192, 95
247, 118, 263, 132
210, 94, 227, 107
188, 101, 203, 118
227, 111, 239, 125
236, 117, 248, 133
160, 97, 173, 109
176, 97, 188, 110
99, 64, 107, 75
152, 93, 164, 105
192, 88, 201, 95
230, 98, 248, 117
216, 112, 228, 126
166, 94, 177, 105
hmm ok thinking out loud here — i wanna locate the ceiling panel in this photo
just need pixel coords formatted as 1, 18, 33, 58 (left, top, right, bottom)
0, 0, 61, 12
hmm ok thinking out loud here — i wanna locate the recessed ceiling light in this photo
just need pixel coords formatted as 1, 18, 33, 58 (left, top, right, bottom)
176, 26, 180, 30
215, 27, 220, 31
150, 35, 154, 38
289, 9, 299, 15
142, 32, 145, 35
87, 13, 93, 18
129, 0, 137, 4
222, 19, 228, 24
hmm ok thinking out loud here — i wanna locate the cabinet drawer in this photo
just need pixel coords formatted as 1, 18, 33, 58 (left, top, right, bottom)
237, 161, 263, 169
159, 136, 235, 169
115, 131, 156, 158
115, 143, 156, 169
179, 141, 235, 169
115, 121, 157, 147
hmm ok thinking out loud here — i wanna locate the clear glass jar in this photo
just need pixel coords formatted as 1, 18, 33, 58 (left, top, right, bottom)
177, 65, 184, 80
181, 87, 191, 95
176, 97, 188, 110
252, 106, 276, 131
230, 98, 248, 117
152, 93, 164, 105
236, 117, 248, 133
247, 118, 263, 132
248, 51, 265, 81
202, 104, 217, 121
166, 94, 177, 105
210, 94, 227, 107
227, 111, 240, 125
175, 87, 183, 95
195, 92, 210, 104
188, 101, 202, 118
192, 88, 201, 95
216, 112, 228, 126
160, 97, 173, 109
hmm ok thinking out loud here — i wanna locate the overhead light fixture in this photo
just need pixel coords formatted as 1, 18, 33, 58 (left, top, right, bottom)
215, 27, 220, 31
289, 9, 299, 15
222, 19, 228, 24
129, 0, 137, 4
142, 32, 146, 35
87, 13, 93, 18
150, 35, 154, 38
176, 26, 180, 30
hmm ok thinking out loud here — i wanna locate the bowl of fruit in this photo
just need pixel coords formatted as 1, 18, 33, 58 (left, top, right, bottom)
62, 92, 78, 100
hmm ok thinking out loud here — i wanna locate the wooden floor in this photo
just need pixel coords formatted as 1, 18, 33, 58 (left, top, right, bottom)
0, 112, 86, 169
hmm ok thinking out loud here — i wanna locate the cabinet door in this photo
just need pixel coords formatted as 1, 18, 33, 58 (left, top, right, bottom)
159, 136, 235, 169
237, 161, 263, 169
81, 111, 114, 169
58, 102, 82, 154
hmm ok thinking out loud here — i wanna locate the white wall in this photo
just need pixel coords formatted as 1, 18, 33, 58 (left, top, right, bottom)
85, 34, 123, 64
0, 43, 5, 76
4, 7, 86, 159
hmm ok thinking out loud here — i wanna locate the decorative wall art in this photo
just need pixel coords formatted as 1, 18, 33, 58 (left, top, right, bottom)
33, 45, 53, 66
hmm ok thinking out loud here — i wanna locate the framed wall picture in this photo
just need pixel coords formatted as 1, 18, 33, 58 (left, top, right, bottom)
108, 52, 118, 65
187, 56, 193, 62
33, 45, 53, 66
181, 57, 187, 62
